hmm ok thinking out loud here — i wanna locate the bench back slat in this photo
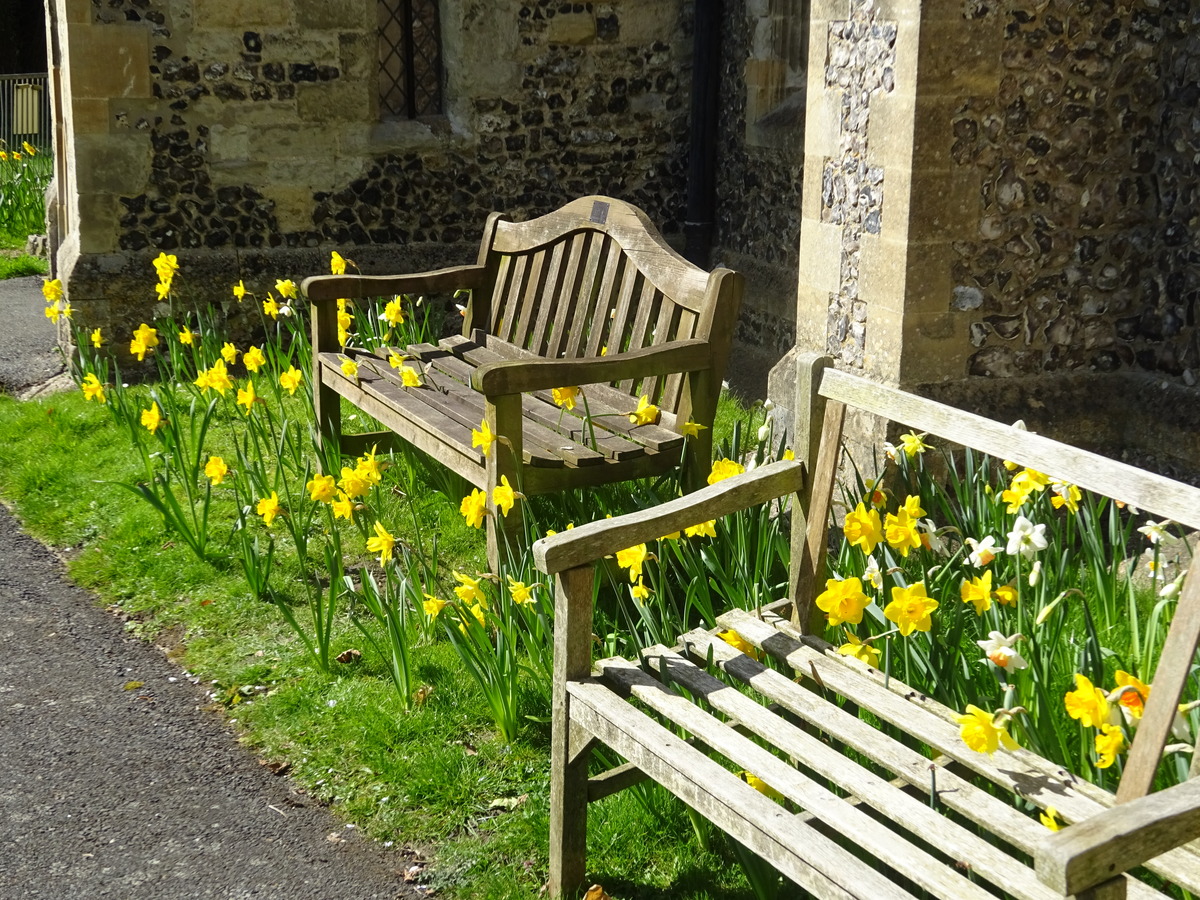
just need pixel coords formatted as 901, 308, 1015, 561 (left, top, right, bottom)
819, 367, 1200, 530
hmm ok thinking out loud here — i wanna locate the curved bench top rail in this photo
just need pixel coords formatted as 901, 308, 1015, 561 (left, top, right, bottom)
489, 196, 715, 313
820, 367, 1200, 532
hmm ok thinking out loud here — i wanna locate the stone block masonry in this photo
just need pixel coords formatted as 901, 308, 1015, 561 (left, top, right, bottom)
50, 0, 693, 354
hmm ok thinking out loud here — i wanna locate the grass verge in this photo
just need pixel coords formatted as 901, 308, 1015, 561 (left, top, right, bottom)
0, 387, 768, 900
0, 253, 48, 279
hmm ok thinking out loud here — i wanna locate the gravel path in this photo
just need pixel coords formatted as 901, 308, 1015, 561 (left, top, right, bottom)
0, 276, 414, 899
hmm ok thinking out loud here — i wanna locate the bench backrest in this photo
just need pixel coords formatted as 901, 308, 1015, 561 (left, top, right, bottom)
794, 355, 1200, 803
465, 196, 742, 417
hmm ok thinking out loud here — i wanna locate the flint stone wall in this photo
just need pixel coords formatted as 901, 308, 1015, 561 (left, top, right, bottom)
55, 0, 692, 350
948, 0, 1200, 382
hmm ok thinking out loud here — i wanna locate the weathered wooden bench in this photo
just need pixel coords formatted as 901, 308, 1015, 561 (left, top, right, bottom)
302, 196, 742, 565
533, 352, 1200, 900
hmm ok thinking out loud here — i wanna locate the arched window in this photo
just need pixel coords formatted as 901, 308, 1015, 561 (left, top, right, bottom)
378, 0, 443, 119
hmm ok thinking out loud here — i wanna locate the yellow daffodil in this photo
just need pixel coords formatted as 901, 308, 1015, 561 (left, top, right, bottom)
782, 448, 795, 460
423, 594, 447, 618
960, 570, 994, 615
836, 632, 881, 668
140, 401, 163, 434
508, 577, 535, 605
204, 455, 228, 485
1112, 671, 1150, 720
194, 358, 233, 395
883, 582, 938, 636
236, 380, 257, 415
337, 302, 353, 345
472, 419, 496, 457
630, 579, 651, 602
1050, 480, 1082, 514
232, 280, 248, 301
243, 345, 266, 373
718, 629, 759, 660
1095, 723, 1125, 769
398, 365, 421, 387
1064, 673, 1113, 728
382, 297, 405, 326
993, 581, 1018, 607
900, 494, 926, 519
883, 509, 921, 557
629, 395, 660, 426
737, 771, 782, 801
898, 431, 929, 457
81, 373, 106, 404
279, 366, 303, 395
460, 488, 488, 528
815, 576, 872, 627
453, 571, 486, 605
44, 303, 65, 323
1040, 807, 1062, 831
340, 357, 359, 378
681, 420, 706, 439
463, 603, 487, 630
338, 466, 373, 500
493, 475, 518, 517
152, 252, 179, 283
275, 279, 298, 300
90, 328, 103, 349
41, 278, 63, 303
366, 521, 396, 565
843, 502, 883, 554
954, 705, 1019, 755
331, 491, 354, 520
684, 519, 716, 539
221, 342, 239, 365
356, 447, 386, 483
616, 543, 649, 582
155, 280, 172, 301
262, 294, 279, 318
306, 473, 337, 503
256, 491, 284, 526
551, 385, 579, 410
708, 458, 745, 485
178, 327, 195, 346
130, 323, 159, 361
21, 141, 35, 155
330, 251, 347, 275
387, 352, 407, 369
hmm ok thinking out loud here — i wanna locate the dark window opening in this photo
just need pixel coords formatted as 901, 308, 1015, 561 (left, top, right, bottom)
378, 0, 443, 119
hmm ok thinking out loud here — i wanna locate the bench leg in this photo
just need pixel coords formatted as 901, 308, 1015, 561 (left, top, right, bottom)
549, 565, 595, 898
313, 377, 343, 474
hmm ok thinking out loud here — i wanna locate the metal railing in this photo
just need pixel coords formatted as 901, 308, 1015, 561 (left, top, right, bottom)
0, 73, 51, 153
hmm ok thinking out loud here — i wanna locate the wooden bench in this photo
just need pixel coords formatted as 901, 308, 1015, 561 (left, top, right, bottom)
301, 196, 742, 565
533, 352, 1200, 900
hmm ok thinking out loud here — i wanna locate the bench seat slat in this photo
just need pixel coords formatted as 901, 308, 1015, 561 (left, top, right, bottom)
596, 658, 1009, 900
403, 343, 648, 461
633, 644, 1067, 900
567, 679, 907, 900
440, 335, 685, 452
717, 609, 1200, 895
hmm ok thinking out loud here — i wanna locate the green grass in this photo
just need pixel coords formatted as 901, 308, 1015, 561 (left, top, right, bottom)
0, 253, 48, 279
0, 386, 771, 900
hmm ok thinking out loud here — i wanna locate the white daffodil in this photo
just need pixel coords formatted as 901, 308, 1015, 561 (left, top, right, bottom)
918, 519, 948, 555
1137, 519, 1172, 545
1006, 515, 1048, 559
976, 631, 1028, 671
1028, 560, 1042, 587
863, 556, 883, 591
965, 536, 1002, 567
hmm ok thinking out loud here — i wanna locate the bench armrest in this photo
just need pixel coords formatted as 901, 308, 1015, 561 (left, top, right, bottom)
302, 265, 488, 303
470, 339, 711, 395
1035, 778, 1200, 895
533, 460, 805, 575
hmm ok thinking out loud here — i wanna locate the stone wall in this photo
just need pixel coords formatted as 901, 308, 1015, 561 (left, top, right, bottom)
51, 0, 692, 348
947, 0, 1200, 381
712, 0, 806, 395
